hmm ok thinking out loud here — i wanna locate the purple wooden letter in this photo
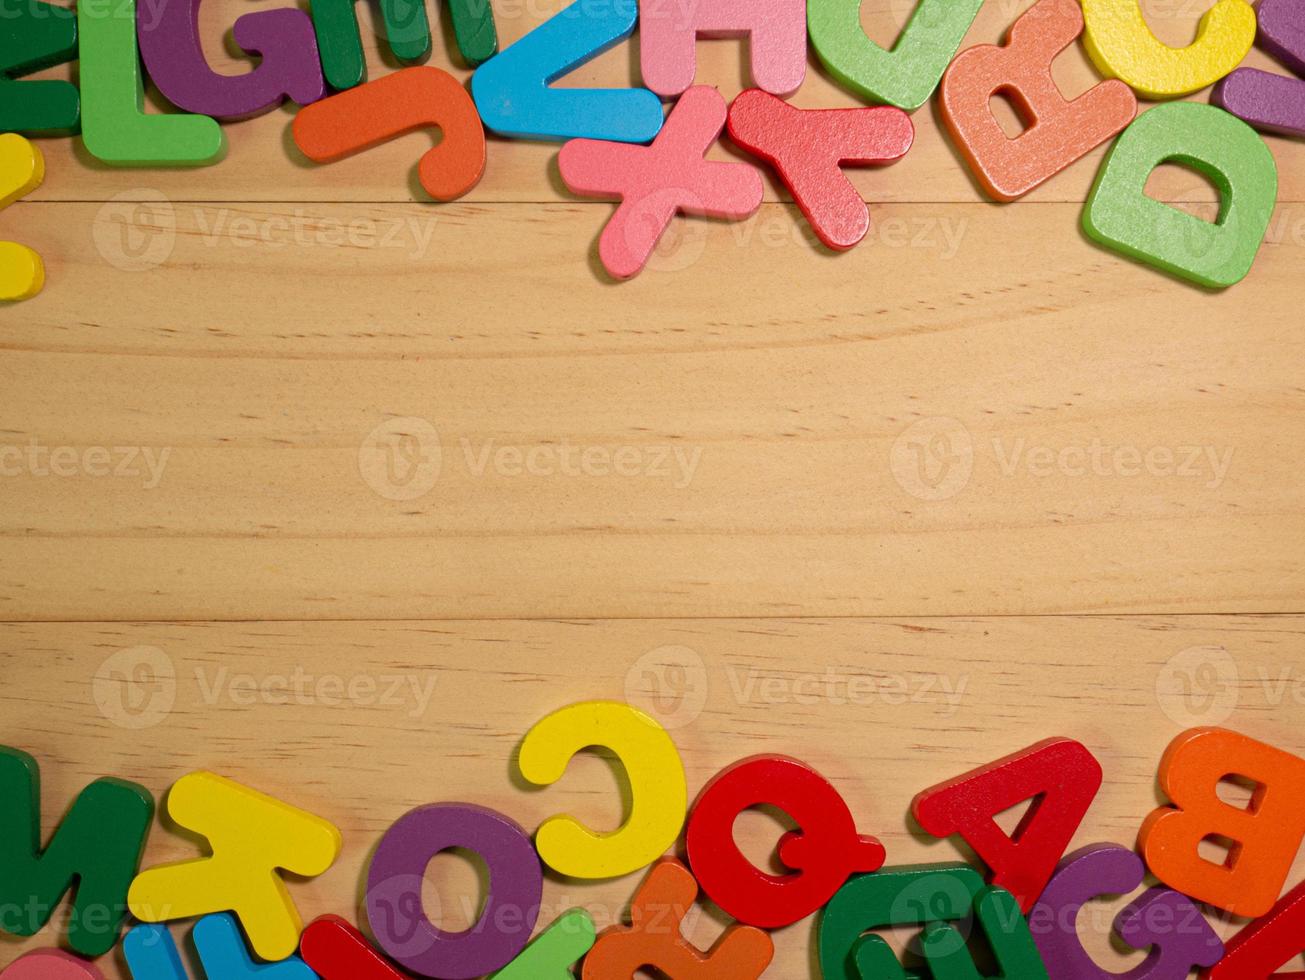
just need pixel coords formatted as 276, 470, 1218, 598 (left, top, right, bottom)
1214, 0, 1305, 136
1028, 843, 1223, 980
365, 802, 544, 980
137, 0, 325, 120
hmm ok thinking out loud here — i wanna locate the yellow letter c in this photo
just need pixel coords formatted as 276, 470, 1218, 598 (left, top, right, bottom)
1082, 0, 1256, 99
518, 701, 687, 879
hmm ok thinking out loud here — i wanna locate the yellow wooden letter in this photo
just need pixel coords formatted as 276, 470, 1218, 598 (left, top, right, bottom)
1081, 0, 1256, 99
128, 772, 342, 961
0, 134, 45, 302
518, 701, 687, 879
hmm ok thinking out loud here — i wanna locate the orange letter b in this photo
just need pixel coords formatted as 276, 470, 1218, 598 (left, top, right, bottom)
1140, 728, 1305, 918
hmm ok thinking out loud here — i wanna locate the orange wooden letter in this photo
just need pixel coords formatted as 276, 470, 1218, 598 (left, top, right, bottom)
582, 859, 772, 980
940, 0, 1136, 201
1140, 728, 1305, 918
293, 66, 486, 201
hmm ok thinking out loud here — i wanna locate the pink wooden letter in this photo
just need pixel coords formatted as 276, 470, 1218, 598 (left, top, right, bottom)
559, 86, 764, 280
640, 0, 806, 98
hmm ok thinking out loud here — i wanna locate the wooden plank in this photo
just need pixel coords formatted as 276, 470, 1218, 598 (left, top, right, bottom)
21, 0, 1305, 204
1, 615, 1301, 976
1, 201, 1301, 620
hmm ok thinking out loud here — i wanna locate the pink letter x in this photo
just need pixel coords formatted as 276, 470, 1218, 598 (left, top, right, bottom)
559, 86, 764, 280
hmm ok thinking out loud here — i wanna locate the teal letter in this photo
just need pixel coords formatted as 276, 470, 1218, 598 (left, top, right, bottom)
471, 0, 661, 143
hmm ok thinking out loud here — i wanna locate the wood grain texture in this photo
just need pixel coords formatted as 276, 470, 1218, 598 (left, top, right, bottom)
1, 616, 1301, 977
18, 0, 1305, 204
2, 200, 1301, 620
3, 0, 1303, 974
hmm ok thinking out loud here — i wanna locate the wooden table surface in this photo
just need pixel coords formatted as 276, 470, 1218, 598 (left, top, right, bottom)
2, 0, 1303, 975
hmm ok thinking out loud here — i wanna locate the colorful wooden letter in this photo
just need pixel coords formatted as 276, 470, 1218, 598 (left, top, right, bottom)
1081, 0, 1256, 99
921, 886, 1049, 980
0, 746, 153, 957
125, 916, 319, 978
1082, 103, 1277, 288
470, 0, 662, 142
685, 754, 887, 928
640, 0, 806, 98
0, 951, 104, 979
0, 134, 45, 301
819, 863, 985, 980
311, 0, 432, 91
940, 0, 1137, 201
808, 0, 984, 111
365, 802, 543, 979
1140, 727, 1305, 918
300, 916, 407, 979
559, 86, 764, 280
77, 0, 224, 165
194, 914, 319, 978
128, 772, 342, 962
911, 738, 1103, 913
0, 0, 79, 133
443, 0, 499, 67
124, 924, 192, 979
138, 0, 323, 120
489, 909, 597, 979
582, 859, 774, 979
311, 0, 497, 88
726, 89, 912, 250
293, 67, 486, 201
1029, 844, 1224, 979
1215, 0, 1305, 138
1205, 877, 1305, 979
516, 699, 689, 876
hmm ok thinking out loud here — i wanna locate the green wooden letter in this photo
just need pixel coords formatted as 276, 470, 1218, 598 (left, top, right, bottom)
808, 0, 983, 111
0, 0, 80, 133
77, 0, 225, 166
819, 863, 985, 980
922, 886, 1050, 980
0, 746, 155, 957
312, 0, 497, 91
1083, 102, 1278, 289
